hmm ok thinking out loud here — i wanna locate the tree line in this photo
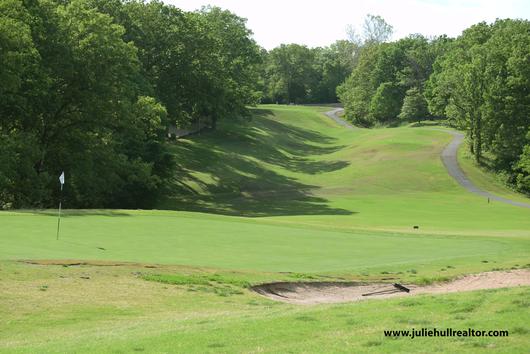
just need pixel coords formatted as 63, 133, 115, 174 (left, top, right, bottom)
259, 40, 356, 104
426, 20, 530, 194
0, 0, 262, 208
258, 15, 392, 105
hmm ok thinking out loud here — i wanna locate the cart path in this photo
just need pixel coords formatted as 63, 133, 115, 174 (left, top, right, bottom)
324, 108, 355, 129
440, 130, 530, 208
322, 108, 530, 209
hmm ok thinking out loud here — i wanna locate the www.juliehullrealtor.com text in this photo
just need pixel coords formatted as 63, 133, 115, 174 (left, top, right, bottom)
384, 328, 509, 339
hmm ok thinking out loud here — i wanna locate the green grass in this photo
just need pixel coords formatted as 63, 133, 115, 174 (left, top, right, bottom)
458, 145, 530, 204
1, 209, 529, 275
159, 105, 530, 235
1, 105, 529, 353
1, 262, 528, 353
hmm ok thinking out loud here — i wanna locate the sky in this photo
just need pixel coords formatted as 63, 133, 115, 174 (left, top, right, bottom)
166, 0, 530, 49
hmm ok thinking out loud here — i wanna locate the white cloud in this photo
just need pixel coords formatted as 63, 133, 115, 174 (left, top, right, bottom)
165, 0, 530, 49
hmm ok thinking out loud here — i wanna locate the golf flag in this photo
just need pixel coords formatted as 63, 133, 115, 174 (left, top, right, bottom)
57, 171, 64, 240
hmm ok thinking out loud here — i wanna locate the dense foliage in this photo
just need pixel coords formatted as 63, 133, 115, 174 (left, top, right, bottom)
337, 34, 450, 126
259, 15, 394, 104
0, 0, 261, 208
426, 19, 530, 193
260, 40, 356, 104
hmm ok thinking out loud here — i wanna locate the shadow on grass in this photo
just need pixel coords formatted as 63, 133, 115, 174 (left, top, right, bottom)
409, 121, 444, 128
161, 109, 353, 217
11, 209, 132, 217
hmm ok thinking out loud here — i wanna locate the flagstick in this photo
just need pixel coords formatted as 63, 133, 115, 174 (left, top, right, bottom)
56, 184, 62, 240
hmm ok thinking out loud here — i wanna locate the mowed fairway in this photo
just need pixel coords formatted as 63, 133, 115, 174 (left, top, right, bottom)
2, 210, 527, 273
1, 105, 529, 353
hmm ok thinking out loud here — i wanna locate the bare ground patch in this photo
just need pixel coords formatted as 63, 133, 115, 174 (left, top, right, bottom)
252, 269, 530, 305
21, 259, 159, 268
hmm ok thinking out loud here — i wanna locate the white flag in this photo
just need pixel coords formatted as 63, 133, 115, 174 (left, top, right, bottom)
59, 171, 65, 185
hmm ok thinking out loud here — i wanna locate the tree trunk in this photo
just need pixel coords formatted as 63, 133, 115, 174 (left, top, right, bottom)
474, 114, 482, 163
469, 121, 475, 155
211, 115, 217, 130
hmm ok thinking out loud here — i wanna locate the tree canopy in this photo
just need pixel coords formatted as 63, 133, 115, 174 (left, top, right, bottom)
260, 41, 356, 104
0, 0, 261, 208
425, 19, 530, 190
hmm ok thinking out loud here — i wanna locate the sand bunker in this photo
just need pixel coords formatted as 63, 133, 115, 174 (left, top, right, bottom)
252, 270, 530, 305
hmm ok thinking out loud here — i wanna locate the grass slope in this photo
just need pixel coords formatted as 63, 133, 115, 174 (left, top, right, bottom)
458, 146, 530, 204
1, 105, 529, 353
160, 105, 530, 235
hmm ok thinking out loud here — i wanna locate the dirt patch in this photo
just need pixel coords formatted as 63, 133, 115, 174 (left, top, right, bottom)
21, 259, 158, 268
252, 270, 530, 305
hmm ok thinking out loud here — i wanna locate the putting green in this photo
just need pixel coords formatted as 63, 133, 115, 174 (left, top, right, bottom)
1, 209, 528, 273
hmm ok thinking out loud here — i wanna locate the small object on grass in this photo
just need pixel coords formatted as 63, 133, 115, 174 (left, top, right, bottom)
362, 283, 411, 296
80, 276, 90, 280
97, 247, 106, 251
413, 225, 419, 229
393, 283, 410, 293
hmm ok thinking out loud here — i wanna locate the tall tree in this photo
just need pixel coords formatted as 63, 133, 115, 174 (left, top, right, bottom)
347, 14, 394, 45
264, 44, 317, 103
194, 6, 262, 128
398, 87, 429, 123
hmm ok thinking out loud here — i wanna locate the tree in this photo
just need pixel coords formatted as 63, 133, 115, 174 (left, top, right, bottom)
516, 132, 530, 193
398, 88, 429, 123
370, 82, 403, 122
90, 1, 262, 129
347, 14, 393, 45
308, 40, 357, 102
337, 44, 381, 126
480, 20, 530, 169
264, 44, 317, 103
0, 0, 173, 208
338, 39, 407, 125
261, 40, 356, 104
0, 0, 42, 207
194, 6, 262, 128
363, 14, 394, 43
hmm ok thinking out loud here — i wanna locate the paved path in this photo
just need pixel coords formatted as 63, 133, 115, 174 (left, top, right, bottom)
440, 130, 530, 208
323, 108, 530, 209
324, 108, 354, 129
